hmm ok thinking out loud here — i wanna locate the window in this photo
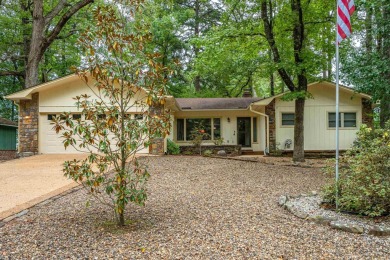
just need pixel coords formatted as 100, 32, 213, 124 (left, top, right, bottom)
253, 117, 258, 143
134, 114, 143, 120
177, 119, 184, 141
328, 112, 357, 128
47, 114, 56, 120
281, 113, 295, 126
213, 118, 221, 139
186, 118, 211, 140
176, 118, 221, 141
343, 113, 357, 127
72, 114, 81, 120
98, 114, 106, 119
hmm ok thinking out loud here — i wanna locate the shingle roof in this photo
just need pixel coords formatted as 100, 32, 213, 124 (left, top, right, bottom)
0, 117, 18, 127
175, 98, 263, 110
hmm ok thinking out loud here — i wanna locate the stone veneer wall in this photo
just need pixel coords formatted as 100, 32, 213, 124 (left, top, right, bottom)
0, 150, 17, 160
265, 99, 276, 151
18, 93, 39, 156
179, 145, 242, 156
148, 103, 165, 155
149, 138, 164, 155
362, 98, 373, 127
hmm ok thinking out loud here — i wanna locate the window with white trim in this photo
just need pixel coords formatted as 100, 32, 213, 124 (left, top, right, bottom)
281, 113, 295, 126
328, 112, 357, 128
176, 118, 221, 141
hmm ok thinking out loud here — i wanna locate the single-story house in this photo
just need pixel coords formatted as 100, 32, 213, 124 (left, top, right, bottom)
6, 74, 372, 156
0, 117, 18, 160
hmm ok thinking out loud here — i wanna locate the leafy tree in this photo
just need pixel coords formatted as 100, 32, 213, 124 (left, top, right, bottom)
323, 122, 390, 217
53, 2, 171, 226
0, 0, 95, 119
258, 0, 334, 162
148, 0, 222, 94
341, 0, 390, 127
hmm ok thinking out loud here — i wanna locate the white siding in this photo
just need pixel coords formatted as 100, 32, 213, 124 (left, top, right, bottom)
172, 109, 266, 152
275, 83, 362, 150
38, 76, 149, 154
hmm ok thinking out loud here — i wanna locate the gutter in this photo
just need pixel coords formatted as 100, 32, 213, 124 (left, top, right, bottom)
249, 104, 270, 155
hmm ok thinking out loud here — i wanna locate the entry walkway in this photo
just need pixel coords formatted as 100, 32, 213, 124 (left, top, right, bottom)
0, 154, 87, 220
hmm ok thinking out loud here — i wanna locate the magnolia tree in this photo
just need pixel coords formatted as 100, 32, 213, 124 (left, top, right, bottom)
53, 2, 171, 226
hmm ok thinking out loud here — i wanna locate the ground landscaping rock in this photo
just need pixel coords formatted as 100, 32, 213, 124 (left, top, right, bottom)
2, 215, 16, 223
0, 222, 4, 228
330, 221, 364, 234
15, 210, 28, 218
308, 215, 336, 226
278, 195, 288, 207
217, 150, 227, 157
368, 226, 390, 237
285, 202, 308, 219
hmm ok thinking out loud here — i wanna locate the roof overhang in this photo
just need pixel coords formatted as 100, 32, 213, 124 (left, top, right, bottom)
251, 81, 372, 107
5, 73, 151, 102
0, 124, 18, 128
310, 81, 372, 99
5, 74, 81, 101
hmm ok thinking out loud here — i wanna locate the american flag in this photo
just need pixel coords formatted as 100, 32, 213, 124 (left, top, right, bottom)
337, 0, 355, 43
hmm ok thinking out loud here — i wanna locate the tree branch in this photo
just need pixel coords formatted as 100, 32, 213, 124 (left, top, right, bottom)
44, 0, 94, 50
260, 1, 295, 92
222, 32, 266, 39
44, 0, 69, 26
0, 71, 25, 77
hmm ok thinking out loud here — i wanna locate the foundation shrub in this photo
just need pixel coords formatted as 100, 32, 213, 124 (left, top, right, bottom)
323, 122, 390, 217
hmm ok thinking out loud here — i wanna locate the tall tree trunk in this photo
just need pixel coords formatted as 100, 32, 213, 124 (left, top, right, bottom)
261, 0, 307, 161
380, 4, 390, 126
291, 0, 306, 162
24, 0, 94, 88
269, 50, 275, 95
25, 0, 45, 88
193, 0, 201, 92
294, 98, 305, 161
365, 6, 373, 53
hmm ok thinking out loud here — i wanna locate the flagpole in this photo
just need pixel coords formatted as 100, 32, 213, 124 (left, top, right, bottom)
335, 3, 340, 211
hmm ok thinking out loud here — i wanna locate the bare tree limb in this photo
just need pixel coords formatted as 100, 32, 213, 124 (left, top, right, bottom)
45, 0, 70, 26
44, 0, 94, 50
0, 71, 25, 77
260, 1, 295, 92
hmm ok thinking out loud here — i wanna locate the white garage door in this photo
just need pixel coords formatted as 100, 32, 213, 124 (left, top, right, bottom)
39, 114, 149, 154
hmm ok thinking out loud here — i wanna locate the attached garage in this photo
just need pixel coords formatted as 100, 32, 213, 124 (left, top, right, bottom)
39, 113, 79, 154
6, 75, 156, 156
39, 113, 150, 154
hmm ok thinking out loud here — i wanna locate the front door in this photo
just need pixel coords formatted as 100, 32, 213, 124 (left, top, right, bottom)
237, 117, 251, 147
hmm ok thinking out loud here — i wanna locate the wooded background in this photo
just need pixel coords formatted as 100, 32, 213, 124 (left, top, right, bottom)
0, 0, 389, 125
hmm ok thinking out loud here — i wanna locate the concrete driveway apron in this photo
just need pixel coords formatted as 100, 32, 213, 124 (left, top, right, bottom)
0, 154, 87, 220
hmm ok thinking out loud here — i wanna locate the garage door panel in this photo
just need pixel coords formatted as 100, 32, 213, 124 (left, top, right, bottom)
39, 114, 149, 154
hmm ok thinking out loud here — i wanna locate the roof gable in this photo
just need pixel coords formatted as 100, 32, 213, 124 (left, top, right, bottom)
5, 73, 149, 101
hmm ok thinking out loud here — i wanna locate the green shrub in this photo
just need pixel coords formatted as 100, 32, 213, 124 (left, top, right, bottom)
183, 150, 193, 155
203, 149, 213, 157
167, 139, 180, 155
212, 137, 224, 146
189, 123, 210, 155
323, 122, 390, 217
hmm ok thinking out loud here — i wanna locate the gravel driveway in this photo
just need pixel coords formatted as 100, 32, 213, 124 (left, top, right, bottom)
0, 156, 389, 259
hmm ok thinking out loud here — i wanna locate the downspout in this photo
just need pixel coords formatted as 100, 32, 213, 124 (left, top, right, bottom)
250, 104, 270, 155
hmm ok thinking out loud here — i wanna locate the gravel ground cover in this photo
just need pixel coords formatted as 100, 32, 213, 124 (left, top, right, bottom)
0, 156, 389, 259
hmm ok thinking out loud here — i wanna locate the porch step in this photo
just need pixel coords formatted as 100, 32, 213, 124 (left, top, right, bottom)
241, 150, 264, 156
